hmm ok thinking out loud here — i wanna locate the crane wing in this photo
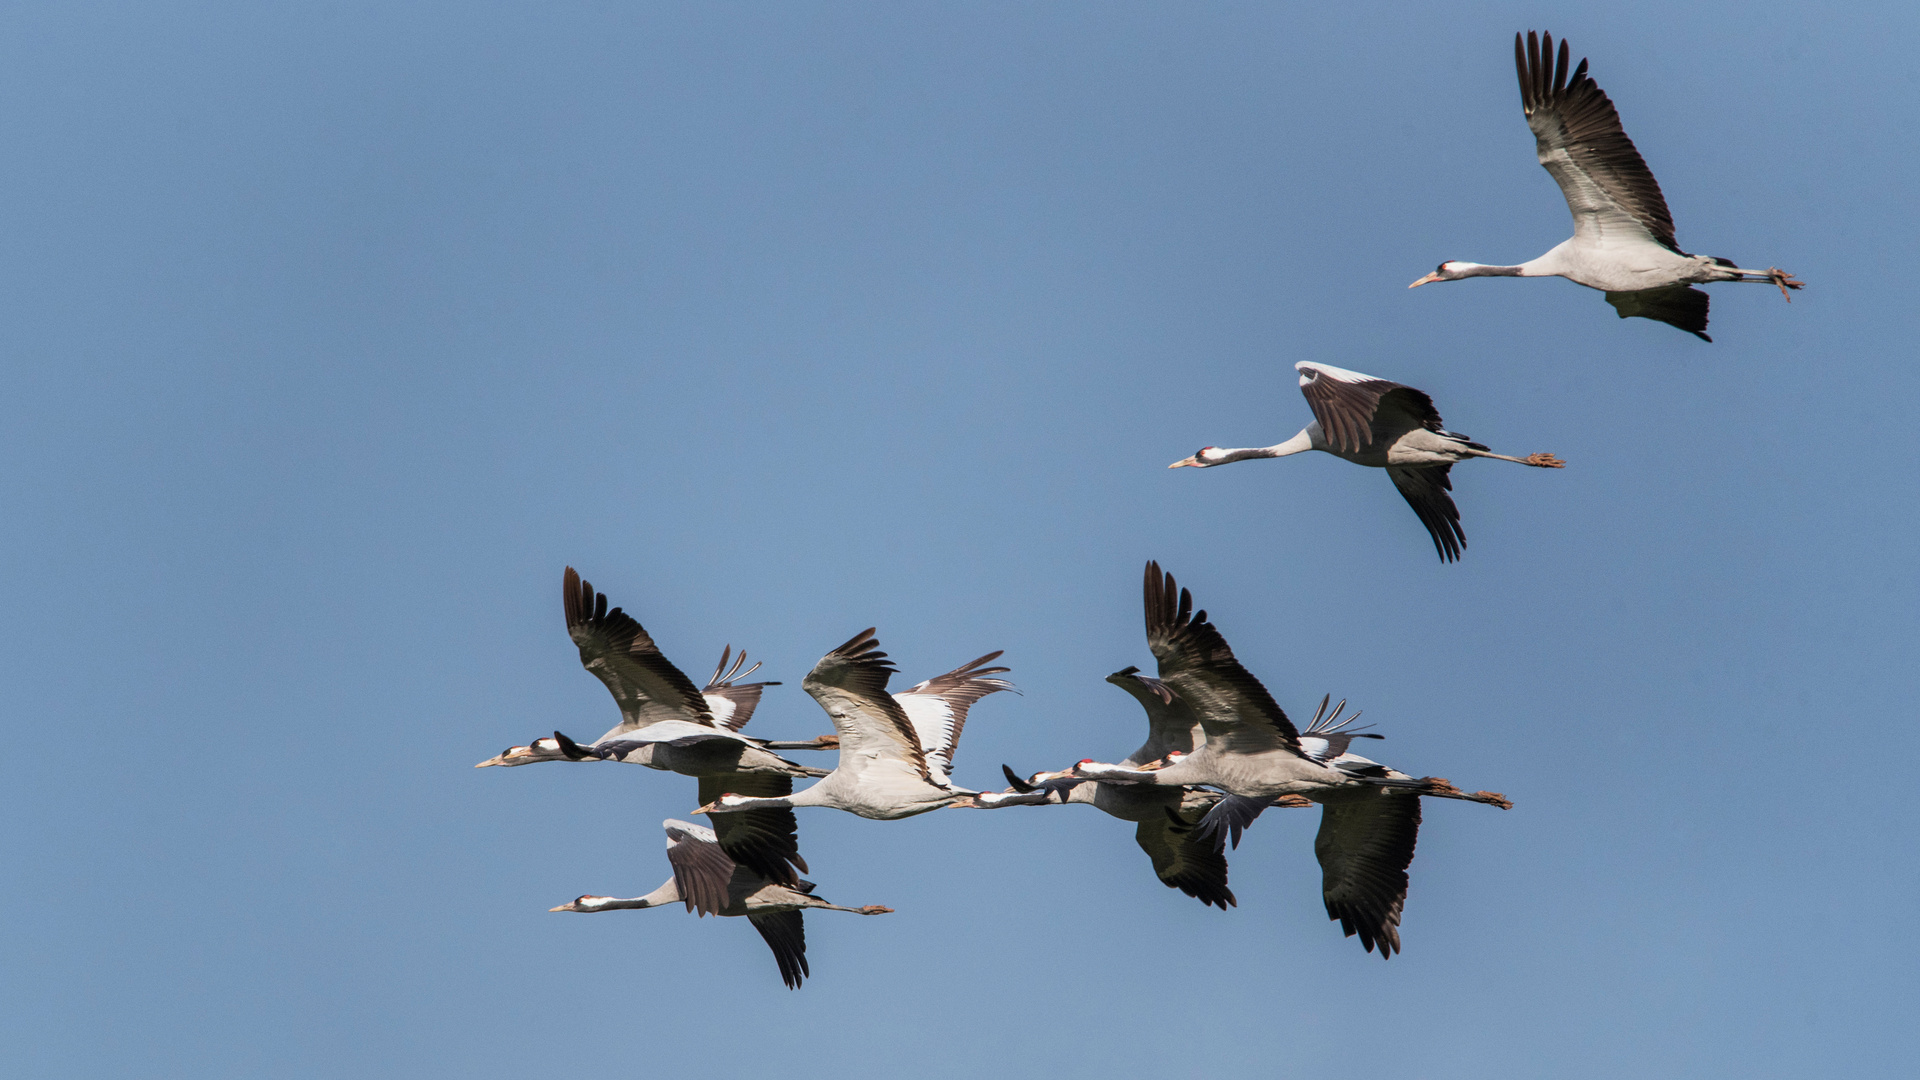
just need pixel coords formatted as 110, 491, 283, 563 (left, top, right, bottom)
1604, 285, 1712, 341
1137, 808, 1236, 910
1296, 362, 1444, 455
564, 568, 716, 741
1517, 31, 1677, 252
1315, 790, 1421, 958
1105, 666, 1204, 767
1385, 466, 1466, 563
662, 818, 737, 917
1142, 562, 1300, 754
801, 629, 930, 780
894, 651, 1015, 787
696, 774, 806, 886
747, 910, 810, 989
702, 646, 780, 732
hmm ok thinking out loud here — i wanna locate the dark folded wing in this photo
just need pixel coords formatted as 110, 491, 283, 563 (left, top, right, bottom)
1517, 31, 1677, 251
1192, 793, 1275, 850
1137, 811, 1235, 910
564, 567, 715, 737
1385, 466, 1465, 563
1315, 791, 1421, 958
1142, 562, 1300, 753
747, 910, 810, 989
1105, 667, 1203, 767
697, 774, 807, 885
1605, 285, 1712, 342
663, 821, 738, 917
1299, 365, 1443, 454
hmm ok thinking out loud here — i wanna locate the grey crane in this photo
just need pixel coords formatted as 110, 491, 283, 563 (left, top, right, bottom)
1409, 31, 1802, 341
551, 819, 892, 989
1169, 361, 1563, 561
1070, 564, 1511, 956
476, 567, 820, 884
475, 568, 830, 774
970, 666, 1312, 910
696, 631, 1014, 821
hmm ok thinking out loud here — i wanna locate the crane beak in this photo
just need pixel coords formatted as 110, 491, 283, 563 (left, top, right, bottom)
549, 903, 574, 912
1408, 272, 1444, 288
692, 801, 717, 815
1168, 456, 1199, 469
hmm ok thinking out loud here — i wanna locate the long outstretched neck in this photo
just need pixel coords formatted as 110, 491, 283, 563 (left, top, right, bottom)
715, 781, 831, 812
806, 900, 895, 915
562, 879, 678, 911
1219, 428, 1316, 463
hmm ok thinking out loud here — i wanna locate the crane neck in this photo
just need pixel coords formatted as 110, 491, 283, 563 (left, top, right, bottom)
720, 781, 828, 812
1215, 428, 1315, 463
1453, 261, 1530, 278
579, 879, 679, 911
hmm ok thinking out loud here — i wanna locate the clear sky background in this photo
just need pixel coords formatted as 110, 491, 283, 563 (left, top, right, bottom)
3, 2, 1915, 1077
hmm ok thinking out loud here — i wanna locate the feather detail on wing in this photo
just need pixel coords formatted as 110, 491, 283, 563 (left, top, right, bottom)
1296, 695, 1385, 763
747, 910, 809, 989
1139, 807, 1236, 909
1296, 362, 1444, 455
1315, 790, 1421, 958
895, 652, 1015, 787
1385, 466, 1466, 563
696, 774, 806, 885
662, 819, 737, 917
1517, 31, 1677, 251
1605, 285, 1712, 341
801, 629, 930, 779
1106, 666, 1205, 767
564, 568, 716, 739
1142, 562, 1300, 753
1192, 793, 1278, 849
702, 646, 781, 732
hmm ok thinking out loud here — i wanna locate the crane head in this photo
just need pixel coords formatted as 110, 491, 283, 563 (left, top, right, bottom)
1168, 447, 1224, 469
1409, 261, 1479, 287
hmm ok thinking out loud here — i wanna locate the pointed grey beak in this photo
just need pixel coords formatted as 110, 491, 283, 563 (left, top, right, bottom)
1168, 456, 1199, 469
1408, 272, 1444, 288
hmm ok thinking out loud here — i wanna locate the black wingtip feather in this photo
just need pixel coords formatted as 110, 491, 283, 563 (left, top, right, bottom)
1002, 764, 1035, 793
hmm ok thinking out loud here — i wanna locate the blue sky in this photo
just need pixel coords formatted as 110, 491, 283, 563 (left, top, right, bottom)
3, 2, 1916, 1077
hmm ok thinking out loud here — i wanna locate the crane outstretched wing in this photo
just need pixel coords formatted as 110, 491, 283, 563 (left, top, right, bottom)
1605, 285, 1712, 341
801, 629, 930, 780
1517, 30, 1677, 252
564, 567, 715, 741
1315, 790, 1421, 958
747, 910, 810, 990
1386, 466, 1466, 563
1142, 562, 1299, 754
895, 652, 1015, 787
662, 819, 737, 917
696, 774, 807, 886
1137, 808, 1236, 910
1296, 362, 1444, 455
1105, 666, 1204, 767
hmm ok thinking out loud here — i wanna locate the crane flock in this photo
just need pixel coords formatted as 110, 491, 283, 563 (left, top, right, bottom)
476, 31, 1797, 987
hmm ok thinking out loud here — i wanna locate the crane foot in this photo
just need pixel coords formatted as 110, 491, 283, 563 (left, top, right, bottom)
1768, 267, 1804, 300
1522, 453, 1565, 468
